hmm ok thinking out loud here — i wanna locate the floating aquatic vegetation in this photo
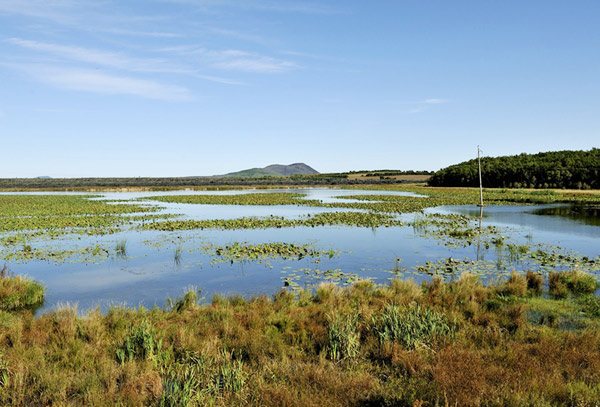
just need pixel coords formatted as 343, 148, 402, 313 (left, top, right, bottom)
281, 267, 362, 290
141, 193, 320, 206
0, 195, 156, 217
141, 211, 403, 231
209, 242, 334, 264
1, 242, 112, 263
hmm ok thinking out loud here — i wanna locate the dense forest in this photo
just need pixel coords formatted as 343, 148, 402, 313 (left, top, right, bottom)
429, 149, 600, 189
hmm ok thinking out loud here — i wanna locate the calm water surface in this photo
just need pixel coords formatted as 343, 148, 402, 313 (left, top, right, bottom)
2, 189, 599, 313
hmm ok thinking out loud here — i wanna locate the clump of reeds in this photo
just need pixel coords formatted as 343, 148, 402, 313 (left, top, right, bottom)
373, 303, 453, 350
327, 311, 360, 361
526, 270, 543, 295
498, 271, 527, 297
115, 239, 127, 258
174, 246, 183, 266
0, 264, 44, 311
549, 270, 598, 298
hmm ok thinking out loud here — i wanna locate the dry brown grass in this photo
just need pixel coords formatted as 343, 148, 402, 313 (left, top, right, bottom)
1, 276, 600, 406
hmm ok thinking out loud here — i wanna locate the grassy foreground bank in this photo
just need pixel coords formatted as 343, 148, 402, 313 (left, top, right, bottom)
1, 272, 600, 406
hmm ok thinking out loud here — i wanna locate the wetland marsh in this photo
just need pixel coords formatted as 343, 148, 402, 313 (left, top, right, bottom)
2, 185, 600, 406
1, 186, 599, 313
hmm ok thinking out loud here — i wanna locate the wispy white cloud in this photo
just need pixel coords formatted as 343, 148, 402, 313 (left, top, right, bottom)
0, 1, 180, 42
0, 0, 76, 20
423, 98, 449, 104
407, 98, 451, 114
158, 0, 341, 14
8, 38, 187, 74
8, 38, 245, 85
0, 0, 108, 29
208, 27, 268, 45
210, 50, 296, 73
279, 50, 322, 59
101, 28, 184, 38
159, 46, 297, 73
4, 63, 192, 101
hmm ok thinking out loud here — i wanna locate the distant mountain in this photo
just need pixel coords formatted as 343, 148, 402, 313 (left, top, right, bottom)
220, 163, 319, 178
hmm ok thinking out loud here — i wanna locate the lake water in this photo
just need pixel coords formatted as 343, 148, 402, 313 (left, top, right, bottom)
2, 188, 599, 313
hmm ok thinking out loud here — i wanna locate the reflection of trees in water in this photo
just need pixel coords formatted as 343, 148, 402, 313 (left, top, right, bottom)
534, 205, 600, 227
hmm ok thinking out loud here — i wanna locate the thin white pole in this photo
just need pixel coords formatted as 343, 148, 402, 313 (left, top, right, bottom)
478, 146, 484, 207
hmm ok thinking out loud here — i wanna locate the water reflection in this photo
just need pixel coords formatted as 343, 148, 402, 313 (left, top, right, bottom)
533, 205, 600, 227
476, 205, 483, 261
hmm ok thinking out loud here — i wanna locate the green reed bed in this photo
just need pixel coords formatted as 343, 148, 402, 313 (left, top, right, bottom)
140, 211, 403, 231
0, 195, 162, 234
2, 274, 600, 406
0, 195, 156, 217
347, 184, 600, 205
141, 193, 320, 206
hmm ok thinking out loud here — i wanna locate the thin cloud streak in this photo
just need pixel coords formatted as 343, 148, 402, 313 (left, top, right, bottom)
8, 38, 187, 74
4, 63, 192, 101
101, 28, 184, 38
159, 45, 297, 73
158, 0, 342, 14
423, 98, 449, 104
208, 27, 269, 45
211, 50, 296, 73
8, 38, 244, 85
407, 98, 451, 114
42, 68, 192, 101
0, 0, 79, 22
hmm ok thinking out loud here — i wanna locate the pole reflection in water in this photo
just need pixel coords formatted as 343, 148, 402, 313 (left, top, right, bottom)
476, 205, 484, 261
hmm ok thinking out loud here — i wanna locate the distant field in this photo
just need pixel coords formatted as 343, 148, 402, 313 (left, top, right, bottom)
347, 173, 430, 182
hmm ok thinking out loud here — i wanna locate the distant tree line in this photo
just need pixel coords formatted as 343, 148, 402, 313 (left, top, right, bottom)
428, 149, 600, 189
0, 173, 423, 190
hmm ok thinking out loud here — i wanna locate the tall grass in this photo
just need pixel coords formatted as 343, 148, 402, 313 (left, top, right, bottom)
327, 311, 360, 361
173, 246, 183, 266
373, 303, 453, 350
0, 265, 44, 311
0, 274, 599, 406
116, 319, 163, 365
116, 239, 127, 258
550, 270, 599, 298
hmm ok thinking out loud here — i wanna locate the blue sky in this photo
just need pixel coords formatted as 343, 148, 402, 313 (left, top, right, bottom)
1, 0, 599, 177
